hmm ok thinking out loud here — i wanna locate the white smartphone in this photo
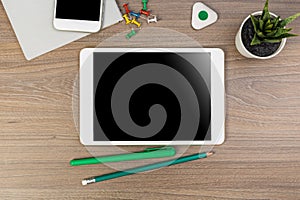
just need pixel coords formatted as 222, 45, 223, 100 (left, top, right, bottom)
53, 0, 103, 33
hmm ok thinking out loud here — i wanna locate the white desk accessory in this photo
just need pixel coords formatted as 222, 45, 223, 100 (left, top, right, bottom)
192, 2, 218, 30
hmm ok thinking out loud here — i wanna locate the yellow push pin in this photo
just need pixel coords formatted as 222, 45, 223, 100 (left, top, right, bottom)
123, 14, 131, 24
131, 18, 141, 27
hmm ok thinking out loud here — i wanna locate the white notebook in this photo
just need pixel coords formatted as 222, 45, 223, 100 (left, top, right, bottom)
1, 0, 123, 60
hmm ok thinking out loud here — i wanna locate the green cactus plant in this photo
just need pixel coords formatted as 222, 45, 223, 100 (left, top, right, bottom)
250, 0, 300, 45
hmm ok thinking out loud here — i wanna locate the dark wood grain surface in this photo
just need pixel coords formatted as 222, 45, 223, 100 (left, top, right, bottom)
0, 0, 300, 199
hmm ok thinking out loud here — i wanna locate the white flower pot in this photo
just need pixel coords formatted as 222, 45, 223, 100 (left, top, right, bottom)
235, 11, 287, 59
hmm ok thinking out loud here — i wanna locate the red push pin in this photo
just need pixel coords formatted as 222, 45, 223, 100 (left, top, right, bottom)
123, 3, 131, 14
140, 9, 150, 17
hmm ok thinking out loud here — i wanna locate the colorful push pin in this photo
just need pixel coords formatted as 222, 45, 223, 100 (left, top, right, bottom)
130, 11, 141, 19
123, 3, 131, 14
123, 14, 131, 24
147, 15, 157, 23
131, 18, 141, 27
140, 9, 151, 17
126, 29, 137, 39
142, 0, 148, 11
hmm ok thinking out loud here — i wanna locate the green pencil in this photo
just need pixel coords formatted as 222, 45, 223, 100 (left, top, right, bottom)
82, 151, 214, 185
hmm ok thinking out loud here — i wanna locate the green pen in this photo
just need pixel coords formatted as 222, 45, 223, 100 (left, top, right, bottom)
70, 147, 176, 166
82, 151, 214, 185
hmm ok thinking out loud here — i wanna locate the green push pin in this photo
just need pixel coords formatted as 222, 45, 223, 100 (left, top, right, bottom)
126, 29, 137, 39
142, 0, 148, 11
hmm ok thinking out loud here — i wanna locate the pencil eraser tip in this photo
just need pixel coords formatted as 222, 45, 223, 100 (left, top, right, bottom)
82, 180, 88, 186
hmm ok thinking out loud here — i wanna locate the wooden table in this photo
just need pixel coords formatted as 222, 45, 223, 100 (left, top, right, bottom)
0, 0, 299, 199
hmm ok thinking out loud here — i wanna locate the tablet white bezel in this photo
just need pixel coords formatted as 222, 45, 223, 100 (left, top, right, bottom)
53, 0, 103, 33
80, 48, 225, 145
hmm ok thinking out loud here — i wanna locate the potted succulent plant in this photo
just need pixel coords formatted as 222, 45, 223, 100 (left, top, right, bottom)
235, 0, 300, 59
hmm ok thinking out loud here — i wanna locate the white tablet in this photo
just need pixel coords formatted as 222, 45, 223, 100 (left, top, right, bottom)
80, 48, 225, 145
